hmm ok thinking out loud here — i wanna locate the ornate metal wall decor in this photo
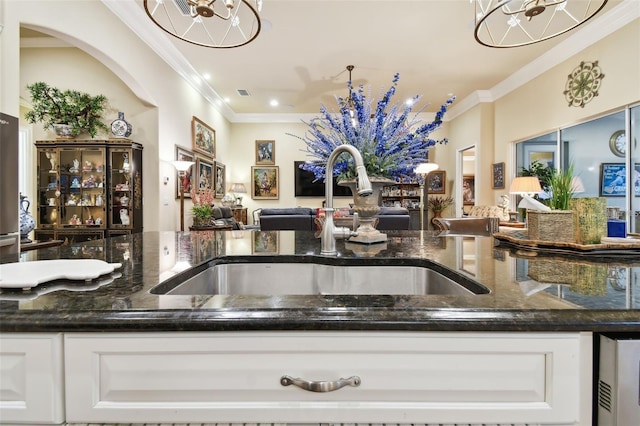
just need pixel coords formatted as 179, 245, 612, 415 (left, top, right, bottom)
564, 61, 605, 108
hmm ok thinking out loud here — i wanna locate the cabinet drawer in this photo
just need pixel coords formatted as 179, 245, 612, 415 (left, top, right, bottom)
0, 333, 64, 424
65, 331, 591, 424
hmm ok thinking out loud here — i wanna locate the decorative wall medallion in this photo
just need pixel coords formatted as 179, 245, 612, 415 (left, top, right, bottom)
564, 60, 604, 108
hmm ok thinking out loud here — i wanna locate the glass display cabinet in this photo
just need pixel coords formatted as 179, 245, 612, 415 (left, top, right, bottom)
34, 139, 143, 243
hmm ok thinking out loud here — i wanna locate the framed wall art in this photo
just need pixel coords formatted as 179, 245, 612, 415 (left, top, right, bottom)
427, 170, 446, 194
462, 175, 475, 205
252, 230, 279, 255
195, 156, 214, 191
175, 145, 194, 199
251, 166, 279, 199
214, 161, 226, 198
600, 163, 640, 197
255, 140, 275, 165
192, 116, 216, 158
492, 162, 505, 189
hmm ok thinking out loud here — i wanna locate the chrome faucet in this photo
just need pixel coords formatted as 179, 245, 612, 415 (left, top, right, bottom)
321, 145, 372, 255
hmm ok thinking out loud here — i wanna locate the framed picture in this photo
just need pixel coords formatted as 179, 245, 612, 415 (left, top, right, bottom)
195, 156, 214, 191
492, 162, 505, 189
214, 161, 226, 198
462, 175, 475, 205
251, 166, 279, 199
600, 163, 640, 197
255, 140, 275, 165
191, 116, 216, 158
427, 170, 445, 194
175, 145, 194, 199
252, 230, 279, 254
525, 145, 556, 169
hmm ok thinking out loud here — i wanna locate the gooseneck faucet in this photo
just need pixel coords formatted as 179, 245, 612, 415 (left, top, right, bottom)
321, 145, 373, 255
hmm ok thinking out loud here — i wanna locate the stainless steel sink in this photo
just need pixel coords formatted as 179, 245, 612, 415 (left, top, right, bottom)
151, 260, 489, 296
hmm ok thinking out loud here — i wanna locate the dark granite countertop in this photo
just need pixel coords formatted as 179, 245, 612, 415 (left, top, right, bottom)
1, 230, 639, 333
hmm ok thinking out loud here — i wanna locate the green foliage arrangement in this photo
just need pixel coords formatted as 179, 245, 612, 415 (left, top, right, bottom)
190, 189, 215, 223
520, 160, 554, 193
25, 82, 108, 138
427, 195, 454, 212
547, 163, 576, 210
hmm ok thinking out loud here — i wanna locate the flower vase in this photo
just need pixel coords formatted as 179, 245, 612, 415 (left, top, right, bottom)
19, 194, 35, 243
338, 178, 394, 244
431, 210, 443, 225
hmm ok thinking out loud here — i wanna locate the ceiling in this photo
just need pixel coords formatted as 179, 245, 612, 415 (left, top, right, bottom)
24, 0, 628, 119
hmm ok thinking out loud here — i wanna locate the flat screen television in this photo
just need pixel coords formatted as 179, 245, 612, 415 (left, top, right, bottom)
294, 161, 352, 197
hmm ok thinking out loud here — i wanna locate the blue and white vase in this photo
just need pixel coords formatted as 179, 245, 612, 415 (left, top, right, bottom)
19, 193, 35, 243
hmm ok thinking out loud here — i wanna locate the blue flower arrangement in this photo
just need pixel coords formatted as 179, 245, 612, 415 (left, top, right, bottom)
288, 73, 455, 182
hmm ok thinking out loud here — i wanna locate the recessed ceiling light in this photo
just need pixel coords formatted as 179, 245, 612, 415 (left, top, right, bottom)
270, 99, 279, 107
223, 97, 230, 103
405, 99, 414, 106
202, 73, 211, 80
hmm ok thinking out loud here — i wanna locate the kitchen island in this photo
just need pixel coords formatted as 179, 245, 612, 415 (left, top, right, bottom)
1, 230, 638, 425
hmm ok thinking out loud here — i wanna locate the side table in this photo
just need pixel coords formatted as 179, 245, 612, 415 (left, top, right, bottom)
232, 207, 248, 225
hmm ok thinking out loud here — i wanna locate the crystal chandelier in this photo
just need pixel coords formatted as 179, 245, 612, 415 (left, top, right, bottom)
473, 0, 608, 48
144, 0, 262, 48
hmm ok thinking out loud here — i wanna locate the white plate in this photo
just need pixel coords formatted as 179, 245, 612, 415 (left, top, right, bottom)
0, 259, 122, 289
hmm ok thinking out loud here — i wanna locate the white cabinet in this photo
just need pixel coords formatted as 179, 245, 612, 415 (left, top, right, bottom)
64, 331, 592, 425
0, 333, 64, 424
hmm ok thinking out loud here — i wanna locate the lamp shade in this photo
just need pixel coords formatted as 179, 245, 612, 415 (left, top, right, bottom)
171, 160, 195, 173
509, 176, 542, 195
230, 183, 247, 194
571, 177, 585, 194
414, 163, 439, 174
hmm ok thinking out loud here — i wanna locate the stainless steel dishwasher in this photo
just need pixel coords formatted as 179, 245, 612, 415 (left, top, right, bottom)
598, 334, 640, 426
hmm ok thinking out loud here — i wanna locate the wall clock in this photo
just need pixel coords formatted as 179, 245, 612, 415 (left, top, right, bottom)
563, 60, 604, 108
609, 130, 626, 157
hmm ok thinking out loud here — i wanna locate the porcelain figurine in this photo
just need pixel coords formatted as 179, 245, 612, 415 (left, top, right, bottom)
45, 151, 57, 173
120, 209, 130, 226
122, 153, 130, 173
120, 194, 129, 207
70, 176, 81, 188
69, 158, 80, 173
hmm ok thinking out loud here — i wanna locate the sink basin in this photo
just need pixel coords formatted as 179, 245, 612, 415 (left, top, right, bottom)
151, 259, 489, 296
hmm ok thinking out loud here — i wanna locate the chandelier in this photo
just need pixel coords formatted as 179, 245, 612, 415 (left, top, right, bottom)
143, 0, 262, 48
473, 0, 608, 48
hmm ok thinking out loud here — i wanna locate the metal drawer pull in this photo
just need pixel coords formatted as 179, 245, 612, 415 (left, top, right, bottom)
280, 375, 361, 392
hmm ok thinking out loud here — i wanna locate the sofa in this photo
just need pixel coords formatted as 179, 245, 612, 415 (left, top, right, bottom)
467, 205, 509, 221
259, 207, 410, 231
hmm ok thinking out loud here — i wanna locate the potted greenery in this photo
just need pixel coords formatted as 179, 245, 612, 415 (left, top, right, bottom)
527, 164, 576, 243
427, 195, 454, 218
25, 82, 108, 138
190, 189, 215, 227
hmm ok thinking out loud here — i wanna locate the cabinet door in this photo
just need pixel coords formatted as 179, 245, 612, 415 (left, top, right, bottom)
59, 146, 106, 228
0, 333, 64, 424
36, 148, 59, 229
64, 331, 591, 424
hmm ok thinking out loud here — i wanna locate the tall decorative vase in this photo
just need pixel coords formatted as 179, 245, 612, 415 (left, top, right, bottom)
338, 178, 394, 244
570, 197, 607, 245
19, 194, 35, 243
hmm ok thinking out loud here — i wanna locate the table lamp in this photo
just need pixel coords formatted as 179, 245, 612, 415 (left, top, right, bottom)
414, 162, 439, 231
509, 176, 546, 211
171, 160, 195, 231
229, 182, 247, 207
